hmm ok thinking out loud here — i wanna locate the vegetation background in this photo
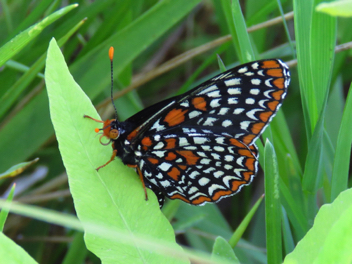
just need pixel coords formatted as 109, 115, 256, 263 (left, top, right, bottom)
0, 0, 352, 263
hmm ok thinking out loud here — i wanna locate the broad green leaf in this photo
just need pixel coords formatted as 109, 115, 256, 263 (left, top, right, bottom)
284, 188, 352, 264
211, 237, 239, 264
0, 233, 37, 264
45, 38, 188, 264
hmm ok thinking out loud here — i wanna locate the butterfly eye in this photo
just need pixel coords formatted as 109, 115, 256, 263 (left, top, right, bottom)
109, 129, 119, 140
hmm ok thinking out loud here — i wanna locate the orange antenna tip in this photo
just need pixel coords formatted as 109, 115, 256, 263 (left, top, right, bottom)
109, 47, 114, 61
94, 128, 100, 133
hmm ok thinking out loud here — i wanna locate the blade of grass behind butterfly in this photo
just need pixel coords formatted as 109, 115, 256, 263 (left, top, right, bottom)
281, 207, 295, 256
302, 104, 326, 221
292, 0, 314, 139
0, 0, 202, 172
264, 139, 282, 264
230, 0, 255, 63
310, 0, 336, 124
61, 232, 87, 264
3, 0, 53, 44
228, 195, 264, 247
0, 18, 86, 119
219, 0, 241, 62
331, 82, 352, 201
0, 184, 15, 232
0, 4, 78, 68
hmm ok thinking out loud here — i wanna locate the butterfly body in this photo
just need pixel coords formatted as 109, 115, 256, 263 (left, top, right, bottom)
90, 59, 290, 208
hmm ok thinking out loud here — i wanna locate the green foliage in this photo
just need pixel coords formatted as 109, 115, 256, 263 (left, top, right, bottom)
0, 0, 351, 263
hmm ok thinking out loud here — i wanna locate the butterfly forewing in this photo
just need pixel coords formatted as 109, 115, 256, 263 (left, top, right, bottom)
127, 59, 289, 147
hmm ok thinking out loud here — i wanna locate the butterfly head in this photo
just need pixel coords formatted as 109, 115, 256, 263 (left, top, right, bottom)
95, 119, 120, 145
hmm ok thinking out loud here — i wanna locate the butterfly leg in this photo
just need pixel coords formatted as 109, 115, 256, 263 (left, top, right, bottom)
127, 164, 149, 201
96, 147, 117, 171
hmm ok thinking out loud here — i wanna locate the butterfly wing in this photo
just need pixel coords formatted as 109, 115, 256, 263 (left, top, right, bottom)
123, 59, 289, 205
126, 59, 290, 147
138, 130, 258, 205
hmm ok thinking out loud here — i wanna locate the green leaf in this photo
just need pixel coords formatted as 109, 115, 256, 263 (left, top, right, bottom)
331, 82, 352, 200
228, 195, 263, 247
231, 0, 254, 62
0, 233, 37, 264
264, 139, 282, 264
0, 184, 16, 231
316, 0, 352, 17
0, 4, 78, 67
211, 237, 239, 264
284, 188, 352, 264
0, 158, 39, 179
45, 38, 188, 264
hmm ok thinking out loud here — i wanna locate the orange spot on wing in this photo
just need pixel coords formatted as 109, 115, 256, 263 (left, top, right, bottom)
176, 150, 200, 165
141, 137, 152, 146
170, 194, 190, 203
165, 138, 176, 149
251, 122, 265, 134
231, 180, 247, 191
238, 149, 254, 157
168, 167, 181, 181
192, 97, 207, 111
267, 101, 279, 111
164, 108, 188, 126
245, 158, 255, 171
273, 78, 285, 89
259, 111, 273, 122
271, 89, 284, 100
229, 138, 245, 148
261, 60, 280, 69
242, 171, 253, 181
191, 196, 212, 205
178, 165, 187, 170
147, 157, 159, 165
267, 68, 283, 77
127, 128, 139, 141
165, 152, 177, 161
242, 134, 256, 145
212, 190, 232, 201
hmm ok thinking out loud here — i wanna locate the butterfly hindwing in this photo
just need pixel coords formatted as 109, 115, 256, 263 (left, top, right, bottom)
137, 130, 258, 205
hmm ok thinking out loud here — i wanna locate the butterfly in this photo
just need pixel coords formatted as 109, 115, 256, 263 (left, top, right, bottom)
85, 48, 290, 208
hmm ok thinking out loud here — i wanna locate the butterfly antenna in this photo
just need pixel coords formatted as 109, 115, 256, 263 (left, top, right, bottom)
109, 47, 118, 119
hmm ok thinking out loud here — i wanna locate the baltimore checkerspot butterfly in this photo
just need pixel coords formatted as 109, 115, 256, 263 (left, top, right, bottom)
85, 47, 290, 208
